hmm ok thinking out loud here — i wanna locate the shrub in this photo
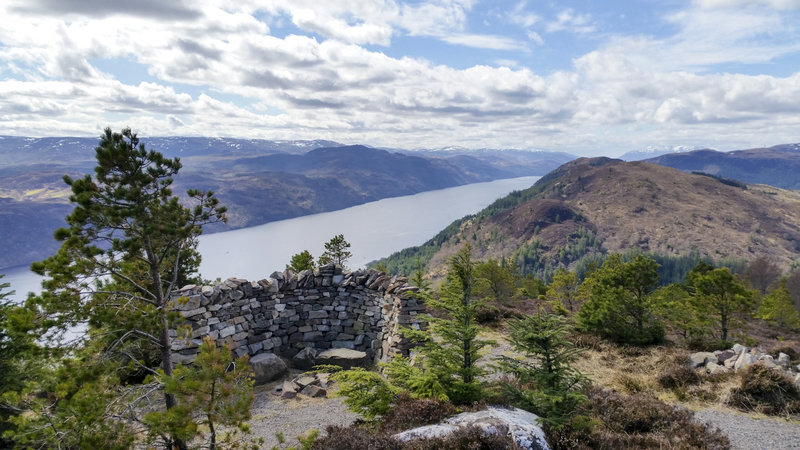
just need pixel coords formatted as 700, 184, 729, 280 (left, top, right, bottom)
311, 425, 401, 450
585, 387, 729, 449
330, 368, 397, 421
726, 364, 800, 415
657, 360, 701, 390
379, 394, 457, 434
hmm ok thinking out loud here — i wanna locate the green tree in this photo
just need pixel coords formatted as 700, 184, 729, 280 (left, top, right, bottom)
757, 282, 800, 331
498, 311, 589, 428
409, 257, 431, 294
318, 234, 352, 268
690, 266, 754, 342
576, 254, 664, 345
652, 283, 706, 341
287, 250, 315, 272
24, 128, 226, 449
390, 244, 490, 405
546, 268, 580, 314
145, 337, 255, 449
475, 258, 517, 303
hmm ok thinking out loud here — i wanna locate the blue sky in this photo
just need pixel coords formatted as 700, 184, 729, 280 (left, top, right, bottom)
0, 0, 799, 156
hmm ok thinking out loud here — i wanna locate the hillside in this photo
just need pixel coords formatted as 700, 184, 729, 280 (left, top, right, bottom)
377, 158, 800, 279
645, 143, 800, 189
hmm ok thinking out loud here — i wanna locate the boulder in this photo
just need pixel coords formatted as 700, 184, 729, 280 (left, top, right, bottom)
292, 347, 318, 370
733, 344, 747, 354
734, 352, 757, 371
393, 406, 549, 450
249, 352, 288, 385
689, 352, 716, 369
299, 384, 327, 398
316, 348, 368, 369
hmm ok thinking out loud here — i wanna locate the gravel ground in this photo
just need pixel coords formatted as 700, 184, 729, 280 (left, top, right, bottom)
694, 409, 800, 450
249, 381, 359, 449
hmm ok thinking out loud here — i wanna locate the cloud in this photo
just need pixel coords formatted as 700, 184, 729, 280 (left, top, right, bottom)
8, 0, 201, 19
694, 0, 800, 9
546, 9, 595, 34
0, 1, 798, 156
441, 33, 526, 50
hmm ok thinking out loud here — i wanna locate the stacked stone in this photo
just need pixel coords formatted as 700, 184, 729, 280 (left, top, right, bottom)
169, 264, 424, 366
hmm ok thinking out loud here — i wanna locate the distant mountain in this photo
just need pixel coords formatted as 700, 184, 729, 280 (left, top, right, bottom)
619, 146, 697, 161
0, 137, 566, 270
644, 144, 800, 189
376, 158, 800, 280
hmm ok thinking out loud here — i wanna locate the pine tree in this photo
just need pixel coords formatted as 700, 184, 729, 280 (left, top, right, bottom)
145, 338, 255, 449
22, 128, 226, 449
576, 254, 665, 345
689, 266, 754, 342
287, 250, 315, 272
318, 234, 352, 268
757, 282, 800, 331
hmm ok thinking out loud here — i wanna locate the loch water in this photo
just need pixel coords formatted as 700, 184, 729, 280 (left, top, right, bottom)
2, 176, 540, 302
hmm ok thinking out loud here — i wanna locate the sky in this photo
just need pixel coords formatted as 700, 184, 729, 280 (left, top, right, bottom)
0, 0, 799, 157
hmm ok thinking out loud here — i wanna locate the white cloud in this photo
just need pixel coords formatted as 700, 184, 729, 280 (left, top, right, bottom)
546, 9, 595, 34
694, 0, 800, 9
0, 1, 798, 156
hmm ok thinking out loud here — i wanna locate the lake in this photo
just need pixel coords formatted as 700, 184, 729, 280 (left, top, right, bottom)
2, 176, 539, 302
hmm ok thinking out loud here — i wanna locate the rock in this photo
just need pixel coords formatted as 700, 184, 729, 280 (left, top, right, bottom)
723, 354, 738, 369
733, 344, 747, 354
689, 352, 716, 369
734, 352, 757, 371
716, 350, 736, 364
758, 355, 777, 369
249, 352, 288, 385
777, 353, 791, 369
292, 347, 318, 370
281, 380, 298, 399
393, 406, 549, 450
705, 361, 728, 375
295, 375, 318, 388
299, 384, 327, 398
316, 348, 368, 369
794, 374, 800, 389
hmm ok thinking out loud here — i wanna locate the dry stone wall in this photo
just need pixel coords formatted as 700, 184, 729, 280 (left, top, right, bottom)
169, 264, 424, 366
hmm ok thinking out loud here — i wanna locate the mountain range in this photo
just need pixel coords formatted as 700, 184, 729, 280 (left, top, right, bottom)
644, 143, 800, 190
0, 136, 572, 269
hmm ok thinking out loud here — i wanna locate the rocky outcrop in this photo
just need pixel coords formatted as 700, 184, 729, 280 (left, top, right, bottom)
690, 345, 800, 387
169, 264, 425, 367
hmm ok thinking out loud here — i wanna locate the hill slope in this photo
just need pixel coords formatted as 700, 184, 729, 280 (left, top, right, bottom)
377, 158, 800, 279
645, 144, 800, 189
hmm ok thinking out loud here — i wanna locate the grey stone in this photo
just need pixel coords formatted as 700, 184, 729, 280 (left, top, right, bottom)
688, 352, 716, 368
299, 384, 327, 398
733, 344, 747, 354
249, 352, 288, 385
734, 352, 757, 371
316, 348, 368, 369
393, 407, 549, 450
292, 347, 317, 370
777, 352, 791, 369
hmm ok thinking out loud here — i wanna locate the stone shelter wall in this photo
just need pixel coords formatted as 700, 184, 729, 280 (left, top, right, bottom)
169, 264, 424, 365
